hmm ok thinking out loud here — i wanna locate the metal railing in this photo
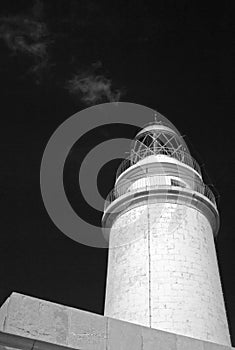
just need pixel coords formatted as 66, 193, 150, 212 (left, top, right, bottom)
104, 179, 216, 211
116, 148, 202, 180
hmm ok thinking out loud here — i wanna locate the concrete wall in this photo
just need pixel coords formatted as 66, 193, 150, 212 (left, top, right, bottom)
105, 201, 231, 346
0, 293, 233, 350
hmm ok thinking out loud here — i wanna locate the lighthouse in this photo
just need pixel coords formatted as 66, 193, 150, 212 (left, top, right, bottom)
102, 112, 231, 346
0, 104, 233, 349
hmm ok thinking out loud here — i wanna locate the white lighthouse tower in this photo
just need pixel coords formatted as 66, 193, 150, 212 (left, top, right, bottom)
102, 113, 231, 346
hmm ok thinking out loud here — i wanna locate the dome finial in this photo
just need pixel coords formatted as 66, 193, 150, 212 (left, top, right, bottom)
153, 111, 163, 124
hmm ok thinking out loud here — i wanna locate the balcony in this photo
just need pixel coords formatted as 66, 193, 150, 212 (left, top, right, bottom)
116, 148, 202, 180
104, 179, 216, 212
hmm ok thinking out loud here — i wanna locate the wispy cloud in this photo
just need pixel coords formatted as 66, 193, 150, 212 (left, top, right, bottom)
0, 16, 48, 55
0, 1, 50, 83
67, 68, 123, 106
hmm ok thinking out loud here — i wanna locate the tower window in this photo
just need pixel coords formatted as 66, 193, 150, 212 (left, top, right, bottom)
171, 179, 186, 188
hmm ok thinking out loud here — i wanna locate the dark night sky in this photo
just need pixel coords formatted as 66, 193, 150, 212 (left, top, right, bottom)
0, 0, 234, 345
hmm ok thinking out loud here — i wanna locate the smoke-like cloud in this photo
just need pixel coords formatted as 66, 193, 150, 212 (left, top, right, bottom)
0, 2, 125, 90
0, 1, 50, 83
67, 71, 123, 106
0, 16, 48, 56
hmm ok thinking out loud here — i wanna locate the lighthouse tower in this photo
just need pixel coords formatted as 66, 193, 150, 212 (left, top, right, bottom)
102, 114, 231, 346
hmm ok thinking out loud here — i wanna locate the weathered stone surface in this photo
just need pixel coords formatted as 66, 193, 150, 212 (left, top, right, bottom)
0, 293, 106, 349
107, 317, 143, 349
0, 330, 35, 349
105, 204, 150, 327
203, 342, 231, 350
105, 202, 231, 346
176, 333, 204, 350
142, 326, 176, 350
0, 293, 234, 350
5, 293, 69, 346
0, 298, 9, 332
68, 307, 106, 350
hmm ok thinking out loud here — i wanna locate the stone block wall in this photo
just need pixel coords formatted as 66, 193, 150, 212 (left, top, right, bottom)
0, 293, 233, 350
0, 293, 106, 350
105, 201, 231, 345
